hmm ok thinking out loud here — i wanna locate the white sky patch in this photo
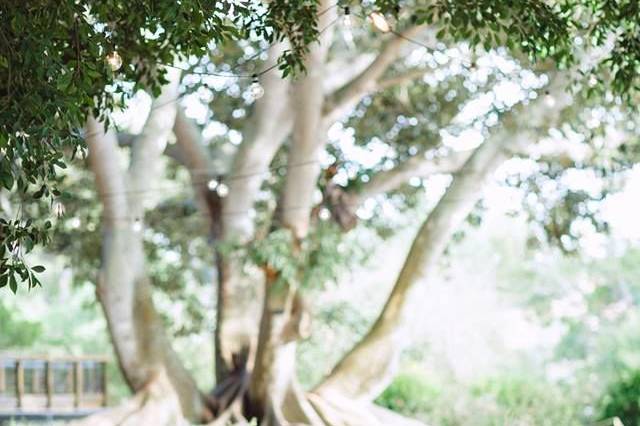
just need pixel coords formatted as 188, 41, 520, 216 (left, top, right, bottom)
493, 80, 525, 107
440, 128, 484, 151
455, 92, 495, 124
184, 93, 208, 124
111, 90, 152, 133
202, 121, 228, 139
602, 166, 640, 241
561, 168, 603, 197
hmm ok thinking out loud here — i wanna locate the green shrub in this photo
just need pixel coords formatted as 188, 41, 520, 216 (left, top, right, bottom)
599, 370, 640, 426
470, 374, 580, 426
376, 372, 440, 416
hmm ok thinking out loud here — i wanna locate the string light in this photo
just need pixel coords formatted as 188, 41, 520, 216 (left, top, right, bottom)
207, 179, 219, 191
106, 51, 123, 71
543, 90, 556, 108
319, 207, 331, 221
369, 12, 390, 33
342, 6, 355, 47
216, 183, 229, 197
53, 201, 66, 218
342, 6, 352, 28
132, 218, 143, 232
249, 74, 265, 100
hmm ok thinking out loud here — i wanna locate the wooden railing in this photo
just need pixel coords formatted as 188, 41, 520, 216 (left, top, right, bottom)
0, 355, 108, 416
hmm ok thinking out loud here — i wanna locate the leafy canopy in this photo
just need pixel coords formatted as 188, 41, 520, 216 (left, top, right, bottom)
2, 0, 640, 291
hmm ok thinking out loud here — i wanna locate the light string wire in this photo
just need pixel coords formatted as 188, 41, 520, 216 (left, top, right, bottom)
60, 5, 484, 224
74, 162, 492, 224
81, 4, 469, 142
79, 6, 343, 142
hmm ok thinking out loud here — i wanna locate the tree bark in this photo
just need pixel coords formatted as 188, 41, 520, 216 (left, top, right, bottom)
85, 68, 209, 422
315, 134, 509, 401
248, 3, 336, 421
212, 44, 295, 383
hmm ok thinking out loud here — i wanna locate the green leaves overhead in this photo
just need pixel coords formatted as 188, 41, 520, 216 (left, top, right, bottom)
414, 0, 573, 62
0, 0, 322, 289
4, 0, 640, 292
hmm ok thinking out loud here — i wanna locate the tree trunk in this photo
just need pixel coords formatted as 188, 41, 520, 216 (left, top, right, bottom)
213, 43, 294, 382
315, 134, 509, 401
85, 69, 210, 422
245, 2, 336, 422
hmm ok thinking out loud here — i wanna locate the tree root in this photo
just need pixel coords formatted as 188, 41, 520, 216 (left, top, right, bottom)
307, 391, 429, 426
72, 368, 427, 426
71, 369, 188, 426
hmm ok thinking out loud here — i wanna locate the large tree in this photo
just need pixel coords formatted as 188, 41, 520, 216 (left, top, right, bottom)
4, 1, 640, 425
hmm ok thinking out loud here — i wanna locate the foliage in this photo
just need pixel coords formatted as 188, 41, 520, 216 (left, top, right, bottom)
0, 0, 322, 289
414, 0, 573, 63
0, 299, 41, 347
585, 0, 640, 100
375, 367, 582, 426
599, 370, 640, 426
469, 374, 580, 425
376, 371, 440, 417
245, 221, 364, 289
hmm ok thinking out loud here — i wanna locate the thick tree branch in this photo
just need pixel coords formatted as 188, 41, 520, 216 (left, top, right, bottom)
277, 5, 337, 238
250, 1, 337, 418
355, 148, 473, 203
322, 25, 429, 124
323, 54, 376, 94
173, 108, 213, 178
221, 43, 293, 242
127, 67, 182, 216
315, 126, 509, 402
315, 71, 576, 402
86, 72, 209, 422
376, 68, 430, 91
214, 43, 295, 384
86, 117, 128, 227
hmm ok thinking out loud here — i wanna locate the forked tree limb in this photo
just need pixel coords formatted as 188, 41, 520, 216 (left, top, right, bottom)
314, 128, 509, 401
322, 25, 430, 124
86, 69, 209, 422
314, 70, 575, 402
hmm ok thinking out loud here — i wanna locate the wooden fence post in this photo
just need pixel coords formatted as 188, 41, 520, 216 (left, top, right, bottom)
74, 361, 83, 408
101, 361, 108, 407
46, 360, 53, 408
0, 361, 5, 394
16, 360, 24, 409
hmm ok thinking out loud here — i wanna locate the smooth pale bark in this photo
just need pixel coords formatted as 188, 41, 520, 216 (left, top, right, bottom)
249, 3, 337, 420
352, 148, 474, 204
86, 68, 208, 422
72, 369, 187, 426
315, 134, 509, 401
279, 18, 334, 238
222, 43, 293, 241
212, 44, 295, 382
322, 25, 430, 124
315, 71, 575, 402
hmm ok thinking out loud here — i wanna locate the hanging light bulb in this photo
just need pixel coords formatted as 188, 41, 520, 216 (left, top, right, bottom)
216, 183, 229, 198
207, 179, 219, 191
106, 51, 123, 71
543, 90, 556, 108
369, 12, 390, 33
342, 7, 353, 28
52, 201, 66, 218
249, 74, 264, 100
319, 207, 331, 221
132, 218, 143, 233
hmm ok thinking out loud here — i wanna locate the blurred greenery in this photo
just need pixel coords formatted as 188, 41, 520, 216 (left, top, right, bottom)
5, 210, 640, 425
599, 371, 640, 426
